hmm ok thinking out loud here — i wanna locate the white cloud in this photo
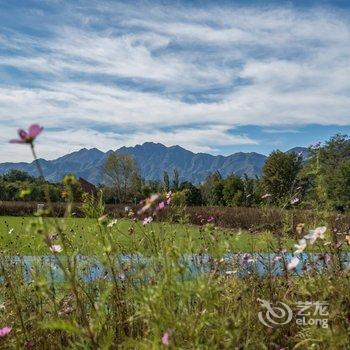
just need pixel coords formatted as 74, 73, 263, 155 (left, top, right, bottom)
0, 2, 349, 161
0, 125, 257, 162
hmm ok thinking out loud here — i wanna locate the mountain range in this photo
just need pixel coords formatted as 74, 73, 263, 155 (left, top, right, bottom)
0, 142, 308, 184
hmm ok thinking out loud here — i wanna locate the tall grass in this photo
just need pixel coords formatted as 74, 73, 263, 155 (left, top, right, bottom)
1, 138, 350, 349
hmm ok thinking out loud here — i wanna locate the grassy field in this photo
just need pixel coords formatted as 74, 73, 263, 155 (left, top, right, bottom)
1, 212, 350, 349
1, 216, 347, 257
0, 216, 280, 255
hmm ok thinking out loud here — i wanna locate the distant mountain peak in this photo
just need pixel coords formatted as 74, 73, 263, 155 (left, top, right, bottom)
0, 143, 305, 184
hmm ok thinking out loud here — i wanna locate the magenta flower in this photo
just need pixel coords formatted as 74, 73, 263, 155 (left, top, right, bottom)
0, 326, 12, 337
161, 329, 173, 346
207, 216, 215, 223
10, 124, 43, 144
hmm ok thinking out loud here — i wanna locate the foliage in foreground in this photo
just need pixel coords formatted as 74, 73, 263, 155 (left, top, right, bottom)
1, 125, 350, 349
1, 216, 350, 349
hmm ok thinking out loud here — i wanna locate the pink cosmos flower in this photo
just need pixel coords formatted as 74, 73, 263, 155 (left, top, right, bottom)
165, 191, 172, 205
161, 329, 173, 346
207, 216, 215, 223
49, 244, 63, 253
0, 326, 12, 337
157, 201, 166, 211
10, 124, 43, 144
138, 194, 159, 214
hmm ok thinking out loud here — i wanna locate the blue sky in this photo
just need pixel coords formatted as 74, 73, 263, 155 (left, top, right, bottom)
0, 0, 349, 161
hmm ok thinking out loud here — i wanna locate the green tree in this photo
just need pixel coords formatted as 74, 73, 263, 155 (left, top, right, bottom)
163, 171, 170, 192
200, 172, 224, 206
179, 181, 202, 206
103, 152, 140, 203
222, 174, 245, 206
262, 150, 302, 205
305, 134, 350, 210
172, 169, 180, 191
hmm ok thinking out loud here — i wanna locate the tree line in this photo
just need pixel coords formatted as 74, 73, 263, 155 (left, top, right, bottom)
1, 134, 349, 211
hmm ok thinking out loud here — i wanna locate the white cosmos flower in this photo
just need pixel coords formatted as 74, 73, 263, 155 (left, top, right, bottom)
294, 238, 307, 254
107, 219, 118, 228
304, 226, 327, 245
290, 197, 300, 205
49, 245, 63, 253
142, 216, 153, 226
287, 256, 300, 270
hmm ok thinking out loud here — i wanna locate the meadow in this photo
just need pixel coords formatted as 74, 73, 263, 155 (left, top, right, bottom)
1, 127, 350, 349
0, 216, 295, 256
1, 209, 350, 349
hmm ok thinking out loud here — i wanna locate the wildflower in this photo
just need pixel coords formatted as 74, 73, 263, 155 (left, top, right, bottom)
139, 194, 159, 214
157, 201, 166, 211
10, 124, 43, 144
142, 216, 153, 226
273, 255, 282, 262
345, 235, 350, 245
166, 191, 172, 205
225, 270, 237, 275
207, 216, 215, 223
0, 326, 12, 337
287, 256, 300, 270
45, 233, 58, 244
161, 329, 173, 346
8, 228, 13, 234
242, 253, 256, 263
294, 238, 307, 254
304, 226, 326, 245
107, 219, 118, 228
261, 193, 271, 199
290, 197, 299, 205
49, 245, 63, 253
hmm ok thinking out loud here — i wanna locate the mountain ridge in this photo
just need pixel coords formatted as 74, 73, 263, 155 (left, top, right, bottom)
0, 143, 308, 184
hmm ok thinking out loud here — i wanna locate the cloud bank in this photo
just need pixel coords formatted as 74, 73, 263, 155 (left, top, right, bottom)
0, 1, 349, 161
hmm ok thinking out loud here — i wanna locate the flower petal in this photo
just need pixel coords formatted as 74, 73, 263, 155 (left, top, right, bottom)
9, 139, 25, 144
28, 124, 43, 138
